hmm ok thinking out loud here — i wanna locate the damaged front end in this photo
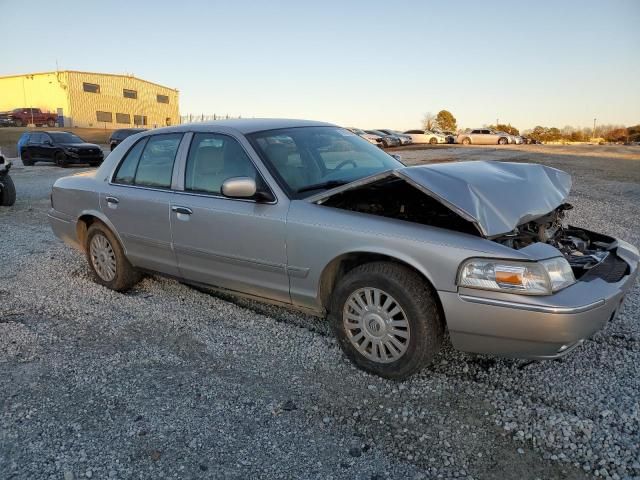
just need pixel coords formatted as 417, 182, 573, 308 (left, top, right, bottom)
309, 161, 633, 287
492, 204, 629, 282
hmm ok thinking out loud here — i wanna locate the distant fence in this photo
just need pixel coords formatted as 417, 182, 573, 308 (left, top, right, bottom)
180, 114, 244, 124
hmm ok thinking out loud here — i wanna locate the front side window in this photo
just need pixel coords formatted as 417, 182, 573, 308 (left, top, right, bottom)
185, 133, 258, 195
83, 82, 100, 93
248, 127, 403, 198
112, 134, 182, 188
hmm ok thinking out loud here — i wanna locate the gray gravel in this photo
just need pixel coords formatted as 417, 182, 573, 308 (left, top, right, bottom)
1, 145, 639, 479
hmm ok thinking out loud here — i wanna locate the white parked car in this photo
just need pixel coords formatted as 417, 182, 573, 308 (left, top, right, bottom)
403, 130, 447, 145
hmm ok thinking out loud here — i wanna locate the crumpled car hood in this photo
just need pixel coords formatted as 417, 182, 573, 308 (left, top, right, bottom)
310, 161, 572, 237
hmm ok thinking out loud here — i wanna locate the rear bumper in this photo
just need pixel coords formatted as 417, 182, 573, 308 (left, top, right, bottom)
442, 243, 638, 359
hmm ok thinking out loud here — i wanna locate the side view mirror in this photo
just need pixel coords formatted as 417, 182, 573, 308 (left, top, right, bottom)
221, 177, 257, 199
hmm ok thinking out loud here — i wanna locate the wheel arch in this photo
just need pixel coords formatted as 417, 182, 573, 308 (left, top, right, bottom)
318, 250, 444, 318
76, 211, 126, 254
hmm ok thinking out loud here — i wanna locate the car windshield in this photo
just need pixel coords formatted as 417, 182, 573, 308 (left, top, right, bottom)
248, 126, 403, 199
49, 132, 84, 144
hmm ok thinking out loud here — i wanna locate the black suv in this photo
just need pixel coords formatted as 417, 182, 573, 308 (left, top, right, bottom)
21, 131, 104, 168
109, 128, 147, 151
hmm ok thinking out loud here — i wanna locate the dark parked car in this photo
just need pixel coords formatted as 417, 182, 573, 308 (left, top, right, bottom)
109, 128, 147, 151
21, 131, 104, 167
365, 130, 401, 148
0, 149, 16, 206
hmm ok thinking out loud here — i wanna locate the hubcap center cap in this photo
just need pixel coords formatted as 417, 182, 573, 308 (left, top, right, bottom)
363, 312, 386, 338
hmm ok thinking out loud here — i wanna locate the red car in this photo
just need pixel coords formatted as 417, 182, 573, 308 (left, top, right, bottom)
0, 108, 58, 127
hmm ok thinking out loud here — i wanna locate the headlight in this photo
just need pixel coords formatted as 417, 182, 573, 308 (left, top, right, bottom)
458, 257, 575, 295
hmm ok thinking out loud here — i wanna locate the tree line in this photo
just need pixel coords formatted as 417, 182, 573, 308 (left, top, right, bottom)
421, 110, 639, 143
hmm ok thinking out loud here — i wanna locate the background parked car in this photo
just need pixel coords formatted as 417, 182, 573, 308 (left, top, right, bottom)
456, 129, 511, 145
365, 130, 401, 148
376, 129, 412, 145
21, 131, 104, 167
0, 108, 58, 127
109, 128, 147, 151
433, 130, 456, 144
347, 128, 384, 147
403, 130, 447, 144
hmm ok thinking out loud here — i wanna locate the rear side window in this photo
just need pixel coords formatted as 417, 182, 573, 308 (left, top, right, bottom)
113, 134, 182, 188
184, 133, 257, 195
113, 138, 148, 185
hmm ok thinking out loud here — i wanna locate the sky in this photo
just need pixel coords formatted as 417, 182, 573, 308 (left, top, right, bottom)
1, 0, 638, 131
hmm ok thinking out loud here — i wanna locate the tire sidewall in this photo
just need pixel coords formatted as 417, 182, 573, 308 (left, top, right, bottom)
0, 174, 16, 206
330, 268, 436, 379
55, 151, 68, 167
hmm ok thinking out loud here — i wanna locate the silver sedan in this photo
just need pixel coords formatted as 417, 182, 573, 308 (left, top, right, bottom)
49, 119, 639, 379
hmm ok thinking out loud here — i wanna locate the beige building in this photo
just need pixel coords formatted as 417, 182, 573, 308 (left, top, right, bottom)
0, 70, 179, 128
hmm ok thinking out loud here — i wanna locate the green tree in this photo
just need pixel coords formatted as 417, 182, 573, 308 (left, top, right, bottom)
489, 123, 520, 135
434, 110, 457, 132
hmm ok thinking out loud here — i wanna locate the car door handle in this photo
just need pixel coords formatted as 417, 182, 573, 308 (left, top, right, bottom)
106, 196, 119, 204
171, 206, 193, 215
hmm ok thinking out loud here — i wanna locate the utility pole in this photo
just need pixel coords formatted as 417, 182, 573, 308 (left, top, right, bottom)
592, 118, 597, 140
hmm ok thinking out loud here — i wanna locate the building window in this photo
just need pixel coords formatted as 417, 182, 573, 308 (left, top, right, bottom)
116, 113, 131, 124
134, 115, 148, 126
96, 111, 112, 123
123, 89, 137, 99
157, 94, 169, 104
83, 82, 100, 93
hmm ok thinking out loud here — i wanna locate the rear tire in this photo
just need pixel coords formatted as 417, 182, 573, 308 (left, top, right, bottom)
85, 222, 141, 291
429, 137, 438, 145
54, 151, 68, 168
21, 151, 34, 166
330, 261, 444, 380
462, 137, 471, 145
498, 137, 508, 145
47, 119, 56, 127
15, 119, 24, 127
0, 174, 16, 206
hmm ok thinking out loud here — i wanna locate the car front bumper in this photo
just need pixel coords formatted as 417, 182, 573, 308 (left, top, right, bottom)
442, 241, 639, 359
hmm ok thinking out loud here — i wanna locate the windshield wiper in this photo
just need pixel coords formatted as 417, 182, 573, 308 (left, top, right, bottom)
297, 180, 350, 194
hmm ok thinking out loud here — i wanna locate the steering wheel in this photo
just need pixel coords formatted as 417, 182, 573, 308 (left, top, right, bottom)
334, 159, 357, 170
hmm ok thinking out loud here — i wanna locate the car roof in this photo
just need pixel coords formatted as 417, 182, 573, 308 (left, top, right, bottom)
141, 118, 335, 136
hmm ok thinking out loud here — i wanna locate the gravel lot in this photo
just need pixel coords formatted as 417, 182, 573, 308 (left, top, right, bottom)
1, 145, 639, 480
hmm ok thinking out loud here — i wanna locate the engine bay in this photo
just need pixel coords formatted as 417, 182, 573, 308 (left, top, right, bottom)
321, 177, 622, 280
492, 203, 618, 278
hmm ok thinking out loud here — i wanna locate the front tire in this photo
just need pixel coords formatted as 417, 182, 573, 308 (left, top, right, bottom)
85, 222, 141, 291
462, 137, 471, 145
498, 137, 508, 145
429, 137, 438, 145
330, 262, 444, 380
0, 174, 16, 206
54, 151, 68, 168
47, 119, 56, 127
21, 151, 34, 166
15, 119, 24, 127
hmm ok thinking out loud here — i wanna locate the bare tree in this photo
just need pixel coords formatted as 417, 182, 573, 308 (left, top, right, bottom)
422, 112, 436, 131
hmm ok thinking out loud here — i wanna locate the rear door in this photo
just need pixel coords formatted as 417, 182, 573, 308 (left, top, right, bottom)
170, 132, 290, 303
26, 133, 44, 160
100, 133, 185, 276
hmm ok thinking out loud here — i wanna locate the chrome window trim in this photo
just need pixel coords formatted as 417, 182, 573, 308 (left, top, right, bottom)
459, 294, 605, 314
